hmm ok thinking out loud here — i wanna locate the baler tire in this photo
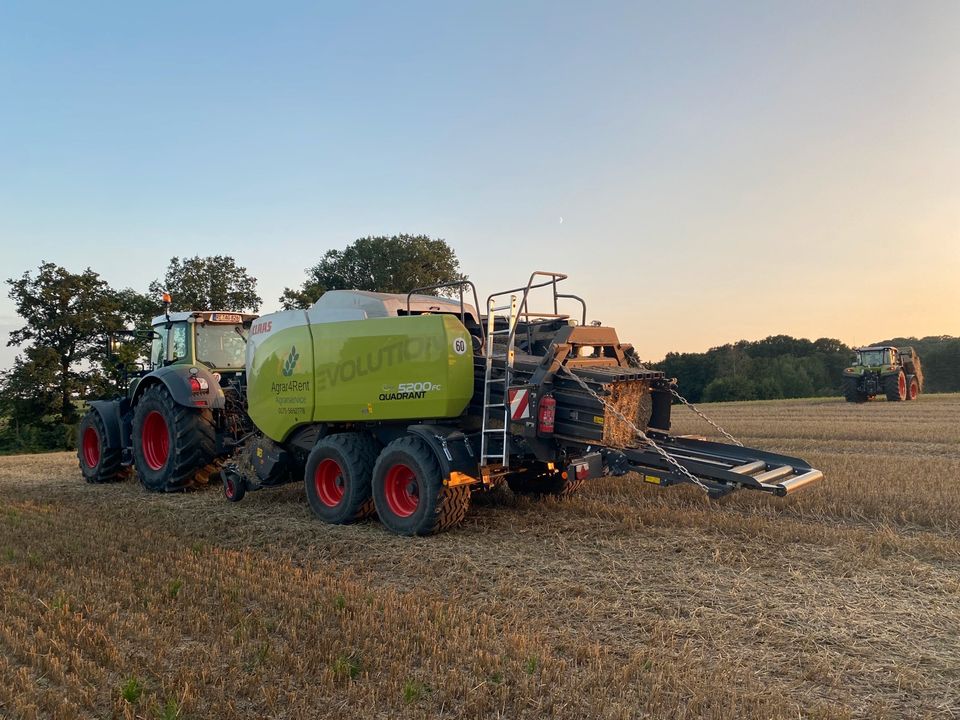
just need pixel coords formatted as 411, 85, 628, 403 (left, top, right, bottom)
77, 409, 125, 483
304, 434, 374, 524
352, 433, 381, 520
371, 436, 470, 536
132, 385, 217, 492
842, 377, 867, 403
884, 370, 907, 402
222, 468, 246, 502
906, 376, 920, 401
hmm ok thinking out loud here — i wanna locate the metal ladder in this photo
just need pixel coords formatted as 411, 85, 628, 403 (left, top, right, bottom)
480, 295, 518, 466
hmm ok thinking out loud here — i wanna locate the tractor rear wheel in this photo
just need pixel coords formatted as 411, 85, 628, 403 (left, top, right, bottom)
906, 376, 920, 401
842, 377, 868, 403
77, 409, 125, 483
884, 370, 907, 402
132, 384, 217, 492
507, 463, 584, 497
371, 436, 470, 535
304, 433, 375, 524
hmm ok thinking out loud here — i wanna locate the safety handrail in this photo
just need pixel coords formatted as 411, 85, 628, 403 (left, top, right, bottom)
485, 272, 588, 354
406, 280, 485, 346
486, 272, 586, 324
555, 293, 587, 326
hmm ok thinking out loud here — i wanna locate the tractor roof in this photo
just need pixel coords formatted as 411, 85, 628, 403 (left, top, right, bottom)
312, 290, 479, 323
151, 311, 259, 326
857, 346, 896, 352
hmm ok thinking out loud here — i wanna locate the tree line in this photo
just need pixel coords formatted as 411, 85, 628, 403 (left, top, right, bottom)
653, 334, 960, 402
0, 235, 462, 453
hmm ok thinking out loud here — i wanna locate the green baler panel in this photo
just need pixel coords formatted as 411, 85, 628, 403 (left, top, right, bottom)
248, 314, 475, 441
247, 323, 316, 440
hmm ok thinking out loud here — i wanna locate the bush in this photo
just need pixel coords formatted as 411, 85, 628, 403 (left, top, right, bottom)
0, 418, 76, 455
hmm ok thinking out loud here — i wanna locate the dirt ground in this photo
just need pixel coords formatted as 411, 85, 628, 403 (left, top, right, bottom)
2, 394, 960, 719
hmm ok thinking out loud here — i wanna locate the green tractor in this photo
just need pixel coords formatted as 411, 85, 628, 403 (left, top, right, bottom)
842, 346, 923, 403
77, 298, 258, 490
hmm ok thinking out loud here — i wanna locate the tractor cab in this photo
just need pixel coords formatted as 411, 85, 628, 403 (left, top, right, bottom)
149, 311, 258, 374
851, 346, 896, 370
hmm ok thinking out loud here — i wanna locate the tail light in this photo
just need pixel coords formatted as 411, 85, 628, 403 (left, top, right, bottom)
189, 376, 209, 394
538, 394, 556, 434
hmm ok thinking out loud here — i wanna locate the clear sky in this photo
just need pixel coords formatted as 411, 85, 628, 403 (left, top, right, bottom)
1, 1, 957, 369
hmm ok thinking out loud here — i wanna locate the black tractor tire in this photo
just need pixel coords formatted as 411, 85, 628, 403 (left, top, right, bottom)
507, 463, 584, 497
884, 370, 907, 402
77, 409, 125, 483
906, 375, 920, 401
371, 436, 470, 536
132, 384, 217, 492
304, 433, 375, 524
842, 377, 868, 403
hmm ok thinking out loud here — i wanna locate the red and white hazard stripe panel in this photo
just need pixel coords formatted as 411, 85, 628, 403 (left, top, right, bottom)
509, 388, 531, 420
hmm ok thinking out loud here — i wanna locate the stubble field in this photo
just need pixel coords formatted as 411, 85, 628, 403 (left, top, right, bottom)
2, 394, 960, 719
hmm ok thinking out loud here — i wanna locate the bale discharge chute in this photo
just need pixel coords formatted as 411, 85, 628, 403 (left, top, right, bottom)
223, 273, 824, 535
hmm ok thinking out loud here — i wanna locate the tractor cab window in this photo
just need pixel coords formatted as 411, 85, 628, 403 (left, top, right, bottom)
170, 324, 188, 362
149, 323, 188, 366
195, 324, 247, 369
887, 349, 897, 365
858, 350, 885, 366
150, 327, 167, 368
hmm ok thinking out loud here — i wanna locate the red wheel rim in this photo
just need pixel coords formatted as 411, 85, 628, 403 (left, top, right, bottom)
315, 458, 345, 507
225, 476, 236, 498
82, 426, 100, 468
384, 463, 419, 517
142, 411, 170, 471
910, 381, 918, 400
898, 373, 906, 399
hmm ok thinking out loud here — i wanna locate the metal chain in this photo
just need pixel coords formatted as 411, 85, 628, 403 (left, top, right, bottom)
668, 388, 744, 447
624, 352, 743, 447
555, 365, 711, 494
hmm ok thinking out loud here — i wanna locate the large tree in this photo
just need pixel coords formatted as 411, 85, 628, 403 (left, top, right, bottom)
280, 234, 464, 309
5, 262, 134, 424
149, 255, 261, 312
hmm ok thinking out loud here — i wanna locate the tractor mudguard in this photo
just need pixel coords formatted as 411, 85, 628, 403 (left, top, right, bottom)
406, 425, 480, 485
87, 399, 130, 450
132, 365, 227, 410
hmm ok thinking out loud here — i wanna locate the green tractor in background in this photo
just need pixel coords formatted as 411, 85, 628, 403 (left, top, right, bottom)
77, 295, 258, 490
842, 346, 923, 403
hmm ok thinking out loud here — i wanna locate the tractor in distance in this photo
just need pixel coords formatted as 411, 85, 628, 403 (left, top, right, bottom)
77, 293, 258, 490
842, 346, 923, 403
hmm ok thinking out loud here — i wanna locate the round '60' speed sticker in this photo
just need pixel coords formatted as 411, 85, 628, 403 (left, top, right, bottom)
452, 337, 468, 355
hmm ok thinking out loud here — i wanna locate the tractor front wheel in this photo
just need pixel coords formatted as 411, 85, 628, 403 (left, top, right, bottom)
304, 433, 375, 524
371, 437, 470, 536
132, 385, 217, 492
842, 377, 868, 403
77, 409, 125, 483
884, 370, 907, 402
